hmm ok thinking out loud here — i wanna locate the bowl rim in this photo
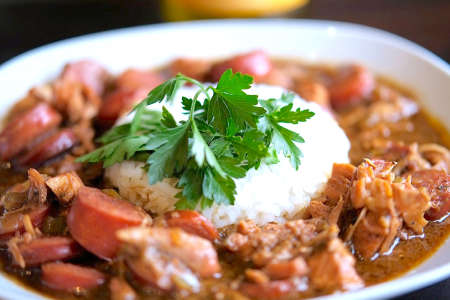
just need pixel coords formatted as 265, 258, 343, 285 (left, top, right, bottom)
1, 18, 449, 74
0, 18, 448, 300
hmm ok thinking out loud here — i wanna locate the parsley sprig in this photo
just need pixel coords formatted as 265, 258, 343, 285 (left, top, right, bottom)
77, 70, 314, 209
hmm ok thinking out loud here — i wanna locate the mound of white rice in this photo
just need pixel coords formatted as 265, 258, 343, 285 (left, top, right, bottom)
105, 84, 350, 228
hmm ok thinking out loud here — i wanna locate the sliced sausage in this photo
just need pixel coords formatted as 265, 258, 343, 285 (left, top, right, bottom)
41, 262, 105, 292
208, 50, 273, 82
67, 187, 149, 259
19, 129, 78, 166
0, 103, 62, 161
15, 237, 82, 267
329, 65, 374, 109
97, 88, 148, 127
60, 60, 108, 96
97, 69, 163, 127
411, 170, 449, 221
116, 69, 163, 91
164, 210, 218, 241
0, 205, 49, 240
240, 280, 294, 299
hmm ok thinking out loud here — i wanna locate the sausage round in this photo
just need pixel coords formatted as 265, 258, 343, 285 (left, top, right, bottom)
0, 205, 49, 240
116, 69, 163, 91
16, 237, 82, 267
41, 262, 105, 292
411, 170, 450, 220
208, 50, 272, 82
170, 58, 211, 81
98, 69, 163, 127
0, 103, 62, 161
67, 186, 149, 259
60, 60, 108, 96
19, 129, 78, 166
328, 65, 374, 109
97, 88, 148, 127
164, 210, 218, 241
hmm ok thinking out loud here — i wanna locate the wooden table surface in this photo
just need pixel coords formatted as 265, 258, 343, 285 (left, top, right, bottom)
0, 0, 449, 299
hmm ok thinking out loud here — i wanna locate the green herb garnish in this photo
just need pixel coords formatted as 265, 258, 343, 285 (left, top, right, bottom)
77, 70, 314, 209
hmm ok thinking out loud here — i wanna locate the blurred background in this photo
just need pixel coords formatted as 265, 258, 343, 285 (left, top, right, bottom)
0, 0, 449, 64
0, 1, 449, 299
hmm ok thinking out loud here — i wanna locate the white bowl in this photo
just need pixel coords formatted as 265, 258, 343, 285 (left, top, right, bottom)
0, 19, 449, 300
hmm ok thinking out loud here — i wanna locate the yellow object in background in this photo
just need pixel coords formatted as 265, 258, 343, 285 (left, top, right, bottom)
162, 0, 309, 21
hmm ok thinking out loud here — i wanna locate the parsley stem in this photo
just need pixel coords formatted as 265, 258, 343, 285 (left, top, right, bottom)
176, 74, 211, 101
190, 89, 203, 118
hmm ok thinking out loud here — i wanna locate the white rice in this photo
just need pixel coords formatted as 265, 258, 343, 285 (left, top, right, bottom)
105, 84, 350, 228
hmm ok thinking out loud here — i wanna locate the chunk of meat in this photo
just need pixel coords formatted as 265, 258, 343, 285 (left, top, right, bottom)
363, 96, 418, 127
13, 237, 82, 267
109, 277, 137, 300
418, 143, 450, 172
411, 170, 450, 220
295, 78, 330, 108
0, 205, 49, 240
324, 163, 356, 204
393, 181, 430, 233
263, 257, 308, 280
351, 175, 394, 212
164, 210, 218, 241
328, 65, 374, 109
128, 251, 199, 292
45, 171, 83, 203
0, 103, 62, 161
27, 168, 48, 204
308, 239, 363, 291
41, 262, 105, 292
60, 60, 108, 96
208, 50, 272, 82
19, 129, 79, 166
53, 80, 101, 124
262, 68, 292, 88
349, 160, 411, 258
118, 227, 219, 277
116, 69, 163, 91
117, 227, 219, 291
352, 212, 390, 259
170, 58, 212, 81
351, 160, 396, 210
223, 219, 327, 267
97, 88, 149, 127
67, 187, 150, 259
308, 200, 332, 219
240, 280, 295, 300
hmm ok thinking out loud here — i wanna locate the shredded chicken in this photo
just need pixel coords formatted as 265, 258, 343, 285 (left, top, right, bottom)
117, 227, 219, 292
27, 168, 48, 204
46, 171, 83, 203
348, 159, 431, 259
